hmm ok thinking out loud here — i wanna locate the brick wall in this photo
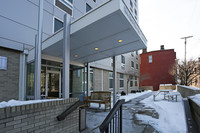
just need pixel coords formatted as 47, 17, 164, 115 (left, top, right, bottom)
0, 98, 80, 133
0, 47, 20, 102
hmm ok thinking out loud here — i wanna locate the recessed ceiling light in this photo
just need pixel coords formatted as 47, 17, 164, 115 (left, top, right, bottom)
74, 54, 78, 58
94, 48, 99, 51
118, 40, 123, 43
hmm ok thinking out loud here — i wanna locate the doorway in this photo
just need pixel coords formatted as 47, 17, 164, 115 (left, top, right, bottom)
46, 71, 61, 98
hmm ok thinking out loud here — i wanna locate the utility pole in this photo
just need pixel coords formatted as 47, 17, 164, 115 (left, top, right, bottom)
180, 36, 193, 85
181, 36, 193, 63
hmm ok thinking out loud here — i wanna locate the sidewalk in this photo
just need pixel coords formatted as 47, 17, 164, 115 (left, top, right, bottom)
81, 92, 156, 133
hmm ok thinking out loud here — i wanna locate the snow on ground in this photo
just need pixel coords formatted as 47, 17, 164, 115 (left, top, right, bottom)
0, 99, 62, 108
136, 91, 187, 133
189, 94, 200, 106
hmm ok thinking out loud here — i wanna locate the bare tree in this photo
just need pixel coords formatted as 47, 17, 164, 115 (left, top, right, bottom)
169, 58, 200, 86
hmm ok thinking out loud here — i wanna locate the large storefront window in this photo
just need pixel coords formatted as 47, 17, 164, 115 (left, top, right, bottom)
26, 59, 87, 99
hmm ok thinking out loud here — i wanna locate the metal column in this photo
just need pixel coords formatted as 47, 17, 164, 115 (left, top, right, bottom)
87, 63, 90, 97
34, 0, 43, 100
19, 50, 28, 100
113, 56, 117, 105
62, 14, 71, 99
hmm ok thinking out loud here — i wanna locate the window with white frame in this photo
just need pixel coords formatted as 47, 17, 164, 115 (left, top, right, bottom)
120, 73, 124, 88
0, 56, 7, 70
149, 55, 152, 63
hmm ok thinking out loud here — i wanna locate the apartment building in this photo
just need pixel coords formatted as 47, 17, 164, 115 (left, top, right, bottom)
0, 0, 146, 101
140, 45, 176, 91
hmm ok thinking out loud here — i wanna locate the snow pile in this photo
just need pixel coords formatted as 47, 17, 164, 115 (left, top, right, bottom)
0, 99, 62, 108
189, 94, 200, 106
136, 92, 187, 133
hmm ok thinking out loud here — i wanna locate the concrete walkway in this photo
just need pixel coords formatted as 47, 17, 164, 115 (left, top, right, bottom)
122, 92, 159, 133
81, 92, 159, 133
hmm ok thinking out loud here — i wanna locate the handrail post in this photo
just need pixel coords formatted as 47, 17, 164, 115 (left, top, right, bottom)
120, 105, 122, 133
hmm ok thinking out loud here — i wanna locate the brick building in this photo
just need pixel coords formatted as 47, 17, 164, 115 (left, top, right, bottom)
140, 45, 176, 91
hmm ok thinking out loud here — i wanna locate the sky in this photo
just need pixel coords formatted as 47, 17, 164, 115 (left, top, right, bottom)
138, 0, 200, 61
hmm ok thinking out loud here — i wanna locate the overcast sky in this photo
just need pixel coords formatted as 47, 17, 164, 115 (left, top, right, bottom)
138, 0, 200, 61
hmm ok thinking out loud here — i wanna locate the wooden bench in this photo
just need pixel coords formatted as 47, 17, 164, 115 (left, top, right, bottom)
166, 92, 180, 102
84, 91, 111, 111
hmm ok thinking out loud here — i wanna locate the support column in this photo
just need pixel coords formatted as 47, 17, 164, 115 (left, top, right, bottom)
34, 0, 43, 100
19, 50, 28, 100
87, 63, 90, 97
62, 13, 71, 99
113, 56, 117, 105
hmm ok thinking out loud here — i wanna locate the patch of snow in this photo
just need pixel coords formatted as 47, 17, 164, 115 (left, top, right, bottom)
137, 92, 187, 133
178, 85, 199, 90
119, 90, 151, 102
89, 91, 152, 109
0, 99, 62, 108
189, 94, 200, 106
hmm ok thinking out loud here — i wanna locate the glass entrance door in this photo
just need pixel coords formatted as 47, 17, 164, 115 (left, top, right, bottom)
46, 71, 61, 98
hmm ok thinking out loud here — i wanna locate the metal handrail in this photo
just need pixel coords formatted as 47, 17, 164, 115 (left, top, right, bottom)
57, 100, 83, 121
99, 99, 125, 133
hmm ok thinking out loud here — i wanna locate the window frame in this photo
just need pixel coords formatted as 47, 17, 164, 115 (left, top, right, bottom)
119, 73, 124, 88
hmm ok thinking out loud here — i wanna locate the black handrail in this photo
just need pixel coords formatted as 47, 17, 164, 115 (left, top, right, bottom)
57, 100, 83, 121
99, 99, 125, 133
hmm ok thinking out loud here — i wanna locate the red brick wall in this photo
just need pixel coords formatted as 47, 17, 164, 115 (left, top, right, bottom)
140, 49, 176, 91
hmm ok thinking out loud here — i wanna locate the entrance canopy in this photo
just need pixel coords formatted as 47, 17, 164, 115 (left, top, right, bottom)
28, 0, 147, 63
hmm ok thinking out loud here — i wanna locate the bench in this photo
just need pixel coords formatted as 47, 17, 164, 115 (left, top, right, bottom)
166, 92, 180, 102
84, 91, 111, 111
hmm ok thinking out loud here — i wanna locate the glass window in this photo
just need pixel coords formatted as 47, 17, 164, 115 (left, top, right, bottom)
134, 9, 137, 16
136, 64, 138, 69
86, 3, 92, 12
54, 18, 63, 33
136, 51, 138, 55
131, 61, 134, 68
0, 56, 7, 70
130, 0, 133, 8
120, 73, 124, 78
26, 62, 35, 99
109, 72, 113, 89
135, 80, 138, 87
130, 80, 133, 87
120, 80, 124, 88
149, 55, 152, 63
109, 79, 113, 88
121, 55, 125, 64
120, 73, 124, 88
